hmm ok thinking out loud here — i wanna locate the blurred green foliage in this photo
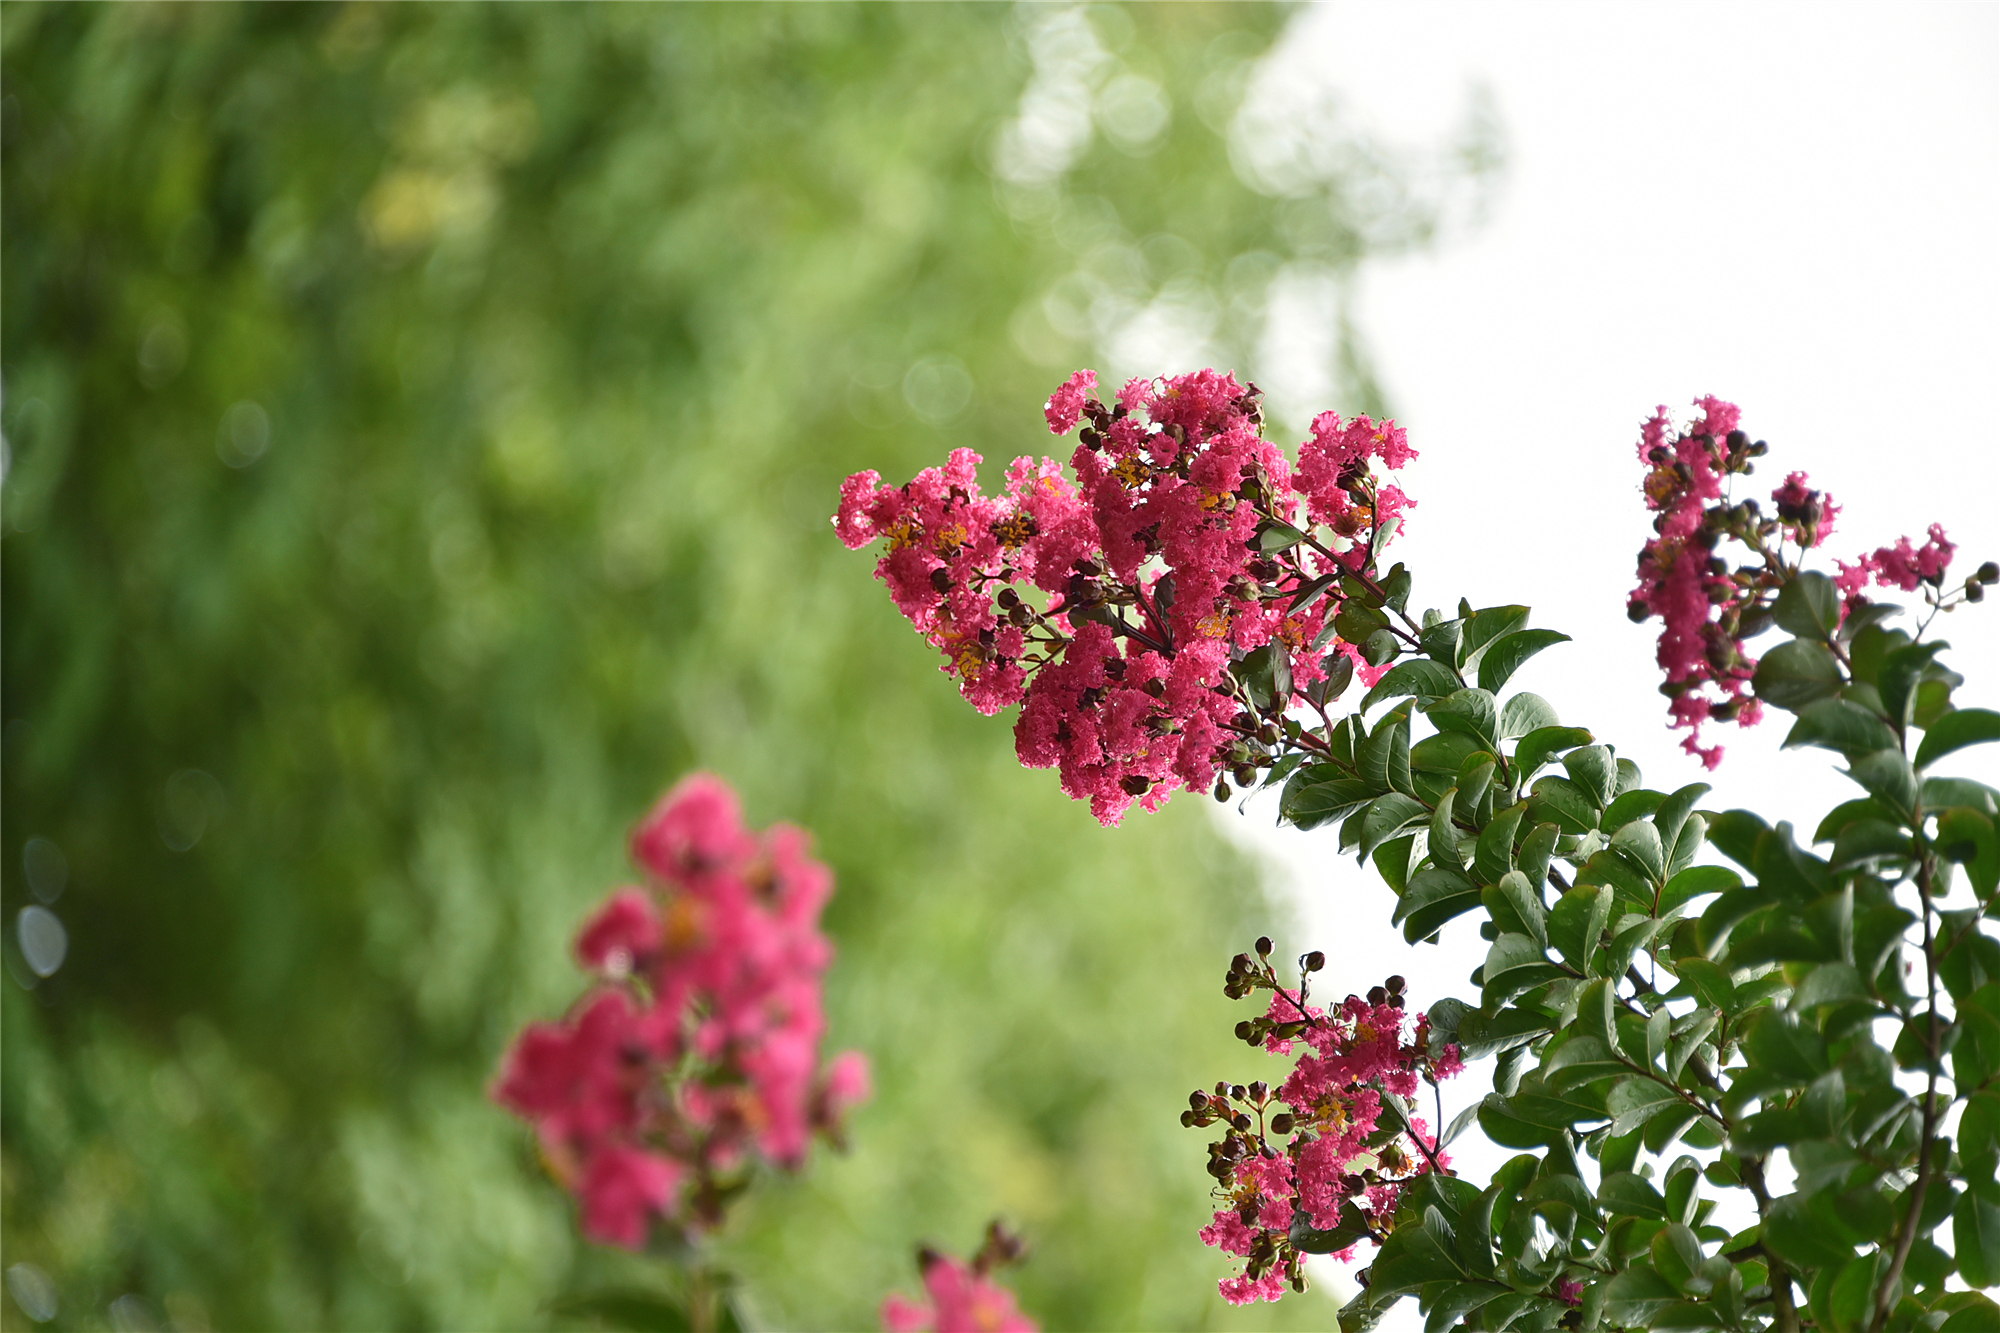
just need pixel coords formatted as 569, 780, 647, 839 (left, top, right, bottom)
0, 5, 1481, 1329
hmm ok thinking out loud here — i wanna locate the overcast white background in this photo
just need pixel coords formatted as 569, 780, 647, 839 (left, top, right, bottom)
1203, 3, 2000, 1317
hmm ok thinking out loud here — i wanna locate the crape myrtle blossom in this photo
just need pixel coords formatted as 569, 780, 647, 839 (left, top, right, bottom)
493, 774, 869, 1249
1184, 943, 1462, 1306
1625, 398, 1984, 768
835, 368, 1418, 824
880, 1223, 1038, 1333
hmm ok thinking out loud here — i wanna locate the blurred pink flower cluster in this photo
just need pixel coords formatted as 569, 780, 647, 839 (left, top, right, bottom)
493, 774, 869, 1248
880, 1226, 1038, 1333
835, 368, 1416, 824
1188, 961, 1459, 1306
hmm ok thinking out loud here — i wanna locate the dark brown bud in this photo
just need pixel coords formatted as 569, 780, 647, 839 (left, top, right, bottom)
1256, 936, 1273, 957
1367, 986, 1388, 1006
1269, 1112, 1295, 1135
1968, 581, 1985, 603
1248, 1080, 1269, 1101
1143, 677, 1166, 698
1079, 427, 1102, 449
1074, 559, 1102, 577
1238, 1200, 1260, 1226
1214, 777, 1231, 803
1304, 951, 1326, 972
1180, 1109, 1196, 1127
1748, 440, 1769, 456
1386, 975, 1406, 995
930, 567, 951, 594
1190, 1091, 1209, 1112
1979, 561, 1999, 585
1627, 598, 1651, 623
1231, 953, 1253, 974
997, 587, 1020, 608
1229, 1084, 1248, 1101
1231, 1112, 1253, 1132
1118, 773, 1149, 796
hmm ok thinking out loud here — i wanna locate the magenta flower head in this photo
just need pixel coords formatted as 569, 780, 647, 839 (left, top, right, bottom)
836, 368, 1419, 824
881, 1225, 1038, 1333
493, 773, 869, 1249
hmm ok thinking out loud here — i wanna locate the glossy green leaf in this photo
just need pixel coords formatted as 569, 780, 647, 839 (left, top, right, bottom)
1359, 657, 1463, 713
1658, 865, 1738, 916
1477, 628, 1570, 694
1607, 1076, 1680, 1136
1396, 866, 1484, 944
1498, 691, 1560, 741
1562, 745, 1619, 806
1754, 637, 1845, 711
1454, 1007, 1556, 1061
1599, 1172, 1670, 1221
1529, 775, 1600, 836
1358, 793, 1430, 862
1672, 958, 1737, 1013
1474, 803, 1528, 884
1845, 749, 1920, 815
1514, 725, 1594, 780
1280, 767, 1376, 831
1880, 639, 1949, 728
1764, 1192, 1858, 1268
1773, 570, 1841, 640
1611, 819, 1665, 882
1956, 1190, 2000, 1290
1548, 882, 1613, 974
1782, 697, 1901, 757
1457, 604, 1531, 671
1483, 932, 1564, 1006
1428, 687, 1499, 749
1601, 1265, 1680, 1326
1410, 730, 1486, 774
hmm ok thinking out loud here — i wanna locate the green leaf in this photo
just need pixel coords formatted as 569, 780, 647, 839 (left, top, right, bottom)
1516, 822, 1560, 891
1458, 604, 1531, 671
1395, 866, 1484, 944
1359, 658, 1463, 713
1790, 962, 1868, 1012
1607, 1076, 1680, 1136
1741, 1007, 1829, 1083
1514, 725, 1594, 780
1611, 819, 1666, 882
1280, 767, 1375, 831
1474, 803, 1528, 884
1782, 698, 1901, 757
1455, 1006, 1556, 1061
1603, 787, 1668, 833
1925, 776, 2000, 816
1829, 818, 1914, 872
1498, 692, 1559, 741
1765, 1192, 1858, 1268
1602, 1265, 1681, 1326
1561, 745, 1618, 807
1935, 808, 1999, 894
1666, 1011, 1717, 1082
1658, 865, 1739, 916
1545, 1037, 1628, 1092
1483, 932, 1565, 1006
547, 1290, 696, 1333
1880, 639, 1949, 728
1410, 730, 1486, 774
1916, 707, 2000, 771
1548, 882, 1613, 973
1956, 1189, 2000, 1289
1420, 1282, 1509, 1333
1359, 707, 1412, 795
1754, 637, 1845, 711
1773, 570, 1841, 640
1358, 792, 1431, 862
1497, 870, 1548, 950
1941, 1297, 2000, 1333
1529, 775, 1600, 836
1290, 1200, 1373, 1255
1960, 1089, 2000, 1183
1428, 687, 1500, 749
1845, 749, 1920, 815
1599, 1171, 1670, 1221
1706, 808, 1770, 870
1671, 958, 1737, 1013
1477, 629, 1570, 694
1256, 519, 1307, 551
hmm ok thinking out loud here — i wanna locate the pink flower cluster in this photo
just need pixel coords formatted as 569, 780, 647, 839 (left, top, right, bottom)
493, 774, 870, 1249
1188, 960, 1459, 1306
836, 369, 1417, 824
1836, 523, 1956, 606
1628, 398, 1778, 769
880, 1226, 1038, 1333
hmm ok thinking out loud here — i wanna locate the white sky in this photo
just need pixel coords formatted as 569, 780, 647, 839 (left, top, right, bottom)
1208, 3, 2000, 1316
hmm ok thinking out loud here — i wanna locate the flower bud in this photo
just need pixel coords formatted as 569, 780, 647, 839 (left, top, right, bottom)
1238, 1200, 1260, 1226
1232, 764, 1257, 787
1213, 777, 1231, 803
1232, 1112, 1253, 1132
1143, 678, 1167, 698
1119, 774, 1151, 796
1231, 952, 1253, 974
1248, 1080, 1269, 1101
1269, 1112, 1295, 1135
1979, 561, 1999, 585
1386, 975, 1405, 995
930, 567, 952, 594
1367, 985, 1388, 1006
1969, 581, 1986, 603
1234, 1020, 1255, 1042
1256, 936, 1274, 957
1229, 1084, 1247, 1101
1180, 1109, 1196, 1128
1304, 951, 1326, 972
